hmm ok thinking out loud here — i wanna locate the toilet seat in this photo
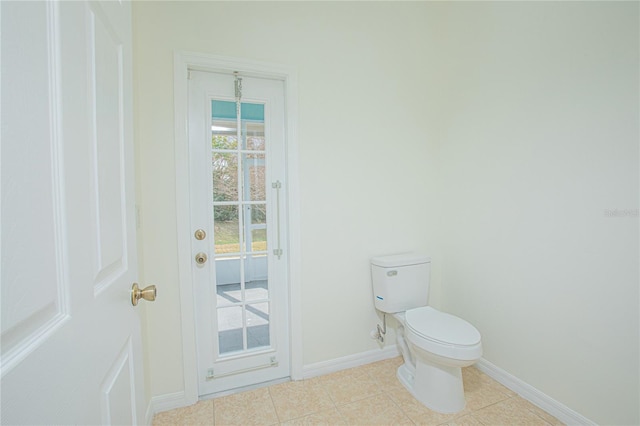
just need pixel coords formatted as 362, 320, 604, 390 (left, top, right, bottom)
404, 307, 482, 361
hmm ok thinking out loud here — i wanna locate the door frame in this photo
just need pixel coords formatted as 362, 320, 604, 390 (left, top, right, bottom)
173, 51, 302, 406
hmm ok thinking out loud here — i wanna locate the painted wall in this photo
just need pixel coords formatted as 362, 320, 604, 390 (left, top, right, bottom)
433, 3, 639, 425
133, 1, 441, 400
132, 2, 639, 424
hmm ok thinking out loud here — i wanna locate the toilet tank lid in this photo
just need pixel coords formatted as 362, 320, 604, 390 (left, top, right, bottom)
371, 253, 431, 268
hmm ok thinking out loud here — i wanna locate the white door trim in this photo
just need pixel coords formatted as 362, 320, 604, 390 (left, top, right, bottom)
173, 51, 302, 407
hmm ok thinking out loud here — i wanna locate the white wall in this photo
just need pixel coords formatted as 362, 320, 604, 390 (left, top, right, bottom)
133, 2, 639, 424
434, 3, 639, 425
133, 1, 440, 400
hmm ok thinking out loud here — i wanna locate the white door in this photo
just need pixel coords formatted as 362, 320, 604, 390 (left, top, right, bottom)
189, 70, 290, 396
1, 1, 147, 424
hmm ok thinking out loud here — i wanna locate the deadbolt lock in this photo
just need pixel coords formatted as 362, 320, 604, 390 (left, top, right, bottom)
194, 229, 206, 240
195, 252, 208, 265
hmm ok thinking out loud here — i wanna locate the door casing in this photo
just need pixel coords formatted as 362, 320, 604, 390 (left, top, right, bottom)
172, 52, 302, 410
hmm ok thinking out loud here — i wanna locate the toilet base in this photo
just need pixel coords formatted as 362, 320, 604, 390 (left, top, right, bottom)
396, 362, 416, 393
397, 359, 466, 414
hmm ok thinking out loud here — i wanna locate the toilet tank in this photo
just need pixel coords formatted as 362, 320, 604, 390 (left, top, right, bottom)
371, 253, 431, 313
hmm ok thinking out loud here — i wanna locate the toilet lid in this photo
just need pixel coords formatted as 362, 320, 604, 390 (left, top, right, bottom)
405, 307, 481, 346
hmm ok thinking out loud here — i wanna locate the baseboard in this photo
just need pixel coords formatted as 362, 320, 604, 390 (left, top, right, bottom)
475, 358, 596, 426
144, 347, 399, 422
144, 352, 594, 426
302, 345, 400, 379
145, 390, 187, 423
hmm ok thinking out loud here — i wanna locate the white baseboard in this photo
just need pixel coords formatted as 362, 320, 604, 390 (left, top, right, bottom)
475, 358, 596, 426
302, 345, 400, 379
145, 351, 594, 426
144, 346, 399, 421
145, 390, 187, 423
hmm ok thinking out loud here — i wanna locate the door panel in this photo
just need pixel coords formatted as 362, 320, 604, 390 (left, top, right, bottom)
88, 0, 129, 292
100, 339, 136, 425
189, 71, 289, 395
1, 1, 144, 424
1, 1, 69, 371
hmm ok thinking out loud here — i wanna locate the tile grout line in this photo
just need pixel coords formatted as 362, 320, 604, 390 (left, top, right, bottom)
383, 386, 418, 425
526, 404, 555, 426
468, 412, 489, 426
152, 358, 563, 426
470, 392, 516, 414
271, 377, 346, 424
469, 393, 556, 426
266, 386, 282, 424
325, 382, 349, 425
315, 372, 354, 420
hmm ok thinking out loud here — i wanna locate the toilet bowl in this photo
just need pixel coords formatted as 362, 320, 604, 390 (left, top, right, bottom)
370, 253, 482, 413
405, 307, 482, 364
395, 308, 482, 413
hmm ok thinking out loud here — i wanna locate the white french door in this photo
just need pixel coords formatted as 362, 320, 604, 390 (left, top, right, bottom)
188, 70, 290, 396
1, 1, 146, 424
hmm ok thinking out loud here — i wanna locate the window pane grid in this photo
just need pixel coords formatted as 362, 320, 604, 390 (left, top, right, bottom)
212, 99, 270, 357
213, 149, 265, 154
212, 201, 266, 206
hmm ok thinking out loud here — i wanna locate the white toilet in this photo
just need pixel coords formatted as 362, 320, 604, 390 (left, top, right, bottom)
371, 253, 482, 414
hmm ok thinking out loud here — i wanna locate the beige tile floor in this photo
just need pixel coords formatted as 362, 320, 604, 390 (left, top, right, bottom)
153, 357, 564, 426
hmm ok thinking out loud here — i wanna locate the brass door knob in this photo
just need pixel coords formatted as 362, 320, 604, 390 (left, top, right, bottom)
131, 283, 157, 306
195, 252, 208, 265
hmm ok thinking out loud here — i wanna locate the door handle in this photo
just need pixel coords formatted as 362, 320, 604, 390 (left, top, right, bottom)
271, 180, 283, 259
195, 252, 208, 265
131, 283, 157, 306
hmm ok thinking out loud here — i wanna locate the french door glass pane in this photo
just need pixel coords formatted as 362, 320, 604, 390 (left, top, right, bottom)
247, 302, 270, 350
243, 153, 265, 201
212, 119, 238, 150
245, 276, 268, 303
215, 256, 240, 307
251, 229, 267, 251
244, 120, 265, 151
213, 206, 239, 254
216, 282, 241, 307
218, 306, 243, 354
212, 152, 238, 202
248, 204, 267, 252
211, 99, 270, 358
